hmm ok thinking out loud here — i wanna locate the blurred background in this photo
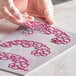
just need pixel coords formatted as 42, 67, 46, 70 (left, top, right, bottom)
52, 0, 72, 5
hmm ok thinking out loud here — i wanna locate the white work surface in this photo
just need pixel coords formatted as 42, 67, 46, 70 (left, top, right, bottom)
0, 0, 76, 76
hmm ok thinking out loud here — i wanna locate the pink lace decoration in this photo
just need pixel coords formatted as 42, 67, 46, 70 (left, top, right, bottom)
24, 21, 71, 44
0, 52, 29, 71
0, 40, 51, 57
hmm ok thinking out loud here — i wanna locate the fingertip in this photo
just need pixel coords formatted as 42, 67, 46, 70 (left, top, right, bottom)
45, 15, 55, 25
47, 19, 55, 25
44, 12, 55, 25
18, 16, 34, 26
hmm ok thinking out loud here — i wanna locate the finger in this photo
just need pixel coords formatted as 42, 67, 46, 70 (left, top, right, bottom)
44, 9, 54, 24
2, 7, 21, 25
7, 0, 22, 20
2, 7, 34, 26
43, 0, 54, 24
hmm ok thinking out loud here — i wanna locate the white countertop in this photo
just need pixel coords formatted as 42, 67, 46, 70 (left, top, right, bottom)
0, 0, 76, 76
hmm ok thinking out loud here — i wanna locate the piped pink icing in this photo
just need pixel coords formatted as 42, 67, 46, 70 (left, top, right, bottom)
0, 52, 29, 71
23, 21, 71, 44
0, 40, 51, 57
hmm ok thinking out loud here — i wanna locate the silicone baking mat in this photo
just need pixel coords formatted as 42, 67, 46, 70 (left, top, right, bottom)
0, 18, 76, 75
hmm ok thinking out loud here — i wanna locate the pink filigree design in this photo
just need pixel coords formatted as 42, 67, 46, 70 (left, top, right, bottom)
0, 52, 29, 71
23, 21, 71, 44
0, 40, 51, 57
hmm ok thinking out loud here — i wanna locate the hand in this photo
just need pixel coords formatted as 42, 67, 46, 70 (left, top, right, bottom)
27, 0, 54, 24
0, 0, 33, 26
